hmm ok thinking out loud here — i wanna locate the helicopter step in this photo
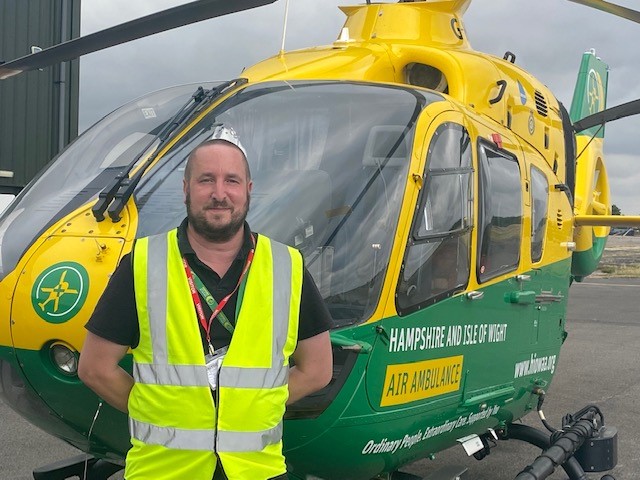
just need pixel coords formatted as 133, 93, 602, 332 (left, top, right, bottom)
32, 453, 122, 480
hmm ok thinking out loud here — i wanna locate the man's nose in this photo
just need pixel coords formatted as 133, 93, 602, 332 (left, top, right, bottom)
209, 179, 227, 200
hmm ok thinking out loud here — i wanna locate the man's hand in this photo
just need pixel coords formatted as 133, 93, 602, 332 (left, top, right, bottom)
287, 331, 333, 405
78, 332, 133, 413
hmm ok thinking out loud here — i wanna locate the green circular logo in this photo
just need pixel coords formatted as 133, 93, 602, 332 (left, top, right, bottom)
31, 262, 89, 323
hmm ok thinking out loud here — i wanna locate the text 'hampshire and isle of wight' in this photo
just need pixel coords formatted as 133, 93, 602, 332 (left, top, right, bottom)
380, 355, 464, 406
388, 323, 508, 353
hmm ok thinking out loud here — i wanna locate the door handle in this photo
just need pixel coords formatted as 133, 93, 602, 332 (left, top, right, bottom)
466, 290, 484, 300
535, 292, 564, 304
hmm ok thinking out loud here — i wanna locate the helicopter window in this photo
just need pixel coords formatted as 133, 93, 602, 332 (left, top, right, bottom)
0, 83, 218, 281
530, 165, 549, 263
397, 123, 472, 314
133, 81, 441, 327
99, 132, 158, 169
477, 142, 522, 282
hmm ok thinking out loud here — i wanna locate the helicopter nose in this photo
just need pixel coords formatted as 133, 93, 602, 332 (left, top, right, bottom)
0, 347, 92, 448
0, 214, 131, 454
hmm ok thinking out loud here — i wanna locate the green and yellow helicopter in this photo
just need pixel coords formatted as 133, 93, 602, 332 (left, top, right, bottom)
2, 1, 640, 478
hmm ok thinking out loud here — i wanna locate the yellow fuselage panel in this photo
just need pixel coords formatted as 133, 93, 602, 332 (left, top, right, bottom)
10, 234, 127, 352
0, 269, 19, 348
4, 203, 136, 352
48, 203, 132, 238
243, 45, 396, 83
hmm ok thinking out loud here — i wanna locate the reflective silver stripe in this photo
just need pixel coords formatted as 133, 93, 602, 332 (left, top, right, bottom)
218, 239, 292, 390
217, 422, 283, 452
134, 363, 208, 387
270, 240, 292, 362
146, 234, 169, 364
130, 418, 215, 451
219, 365, 288, 388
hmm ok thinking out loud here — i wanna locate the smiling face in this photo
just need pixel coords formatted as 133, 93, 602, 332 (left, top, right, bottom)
183, 141, 252, 243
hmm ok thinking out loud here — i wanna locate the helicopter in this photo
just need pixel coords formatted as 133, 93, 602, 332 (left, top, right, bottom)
2, 1, 640, 479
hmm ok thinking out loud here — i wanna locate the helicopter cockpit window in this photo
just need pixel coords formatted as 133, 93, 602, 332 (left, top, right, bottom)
530, 165, 549, 263
98, 132, 158, 169
0, 83, 219, 281
397, 123, 472, 314
477, 142, 522, 282
134, 81, 442, 327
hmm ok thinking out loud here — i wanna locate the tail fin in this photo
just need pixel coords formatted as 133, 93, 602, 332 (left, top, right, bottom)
570, 50, 611, 280
569, 49, 609, 137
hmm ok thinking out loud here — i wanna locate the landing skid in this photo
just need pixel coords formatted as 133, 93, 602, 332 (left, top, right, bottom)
32, 454, 123, 480
375, 466, 468, 480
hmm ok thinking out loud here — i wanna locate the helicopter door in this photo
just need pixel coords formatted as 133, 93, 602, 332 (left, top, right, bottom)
365, 113, 474, 413
527, 159, 569, 351
526, 160, 550, 346
458, 136, 531, 406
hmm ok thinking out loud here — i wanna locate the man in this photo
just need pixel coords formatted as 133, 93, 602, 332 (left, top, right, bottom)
79, 125, 334, 480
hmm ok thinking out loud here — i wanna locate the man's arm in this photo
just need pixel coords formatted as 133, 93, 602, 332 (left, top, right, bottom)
287, 330, 333, 405
78, 332, 133, 413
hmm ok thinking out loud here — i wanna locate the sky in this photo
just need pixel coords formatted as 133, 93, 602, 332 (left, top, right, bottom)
76, 0, 640, 215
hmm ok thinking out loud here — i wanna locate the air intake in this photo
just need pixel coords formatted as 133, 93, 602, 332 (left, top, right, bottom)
535, 90, 548, 117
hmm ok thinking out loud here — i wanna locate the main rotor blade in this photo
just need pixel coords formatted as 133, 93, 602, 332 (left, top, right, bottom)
573, 98, 640, 132
567, 0, 640, 24
0, 0, 276, 80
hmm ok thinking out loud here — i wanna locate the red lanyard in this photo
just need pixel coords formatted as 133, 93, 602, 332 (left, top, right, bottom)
182, 235, 255, 352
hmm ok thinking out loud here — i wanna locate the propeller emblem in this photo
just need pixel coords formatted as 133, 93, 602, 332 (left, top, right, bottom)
31, 262, 89, 323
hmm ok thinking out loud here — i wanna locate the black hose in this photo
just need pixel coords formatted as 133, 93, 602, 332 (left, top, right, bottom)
506, 423, 588, 480
514, 419, 594, 480
534, 390, 558, 434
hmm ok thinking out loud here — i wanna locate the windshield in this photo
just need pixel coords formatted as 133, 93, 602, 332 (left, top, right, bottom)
136, 81, 441, 326
0, 83, 220, 280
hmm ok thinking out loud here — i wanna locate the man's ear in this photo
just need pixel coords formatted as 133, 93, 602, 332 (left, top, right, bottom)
183, 178, 188, 204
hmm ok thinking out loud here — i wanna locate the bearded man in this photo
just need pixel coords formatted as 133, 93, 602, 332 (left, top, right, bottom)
79, 125, 333, 480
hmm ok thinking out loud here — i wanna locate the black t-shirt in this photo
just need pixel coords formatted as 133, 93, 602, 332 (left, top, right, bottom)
86, 220, 333, 351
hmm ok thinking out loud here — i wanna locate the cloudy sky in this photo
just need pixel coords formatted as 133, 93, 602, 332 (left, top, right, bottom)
76, 0, 640, 215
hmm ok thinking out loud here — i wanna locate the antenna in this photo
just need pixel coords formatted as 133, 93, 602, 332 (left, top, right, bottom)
279, 0, 290, 56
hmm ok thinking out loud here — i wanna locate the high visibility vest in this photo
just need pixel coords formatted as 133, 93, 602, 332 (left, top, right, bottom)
125, 229, 302, 480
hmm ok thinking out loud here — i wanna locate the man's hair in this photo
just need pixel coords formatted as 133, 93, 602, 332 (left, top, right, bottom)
184, 140, 251, 181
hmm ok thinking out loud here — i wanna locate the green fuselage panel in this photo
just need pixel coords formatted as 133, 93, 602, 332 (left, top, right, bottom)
285, 260, 570, 479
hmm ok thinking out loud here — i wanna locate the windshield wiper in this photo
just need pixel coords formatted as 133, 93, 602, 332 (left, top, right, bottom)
92, 78, 247, 222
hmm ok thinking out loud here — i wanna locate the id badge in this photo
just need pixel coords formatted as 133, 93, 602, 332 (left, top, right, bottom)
205, 346, 228, 391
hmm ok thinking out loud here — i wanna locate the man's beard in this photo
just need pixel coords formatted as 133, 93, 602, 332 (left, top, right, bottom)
186, 192, 250, 243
